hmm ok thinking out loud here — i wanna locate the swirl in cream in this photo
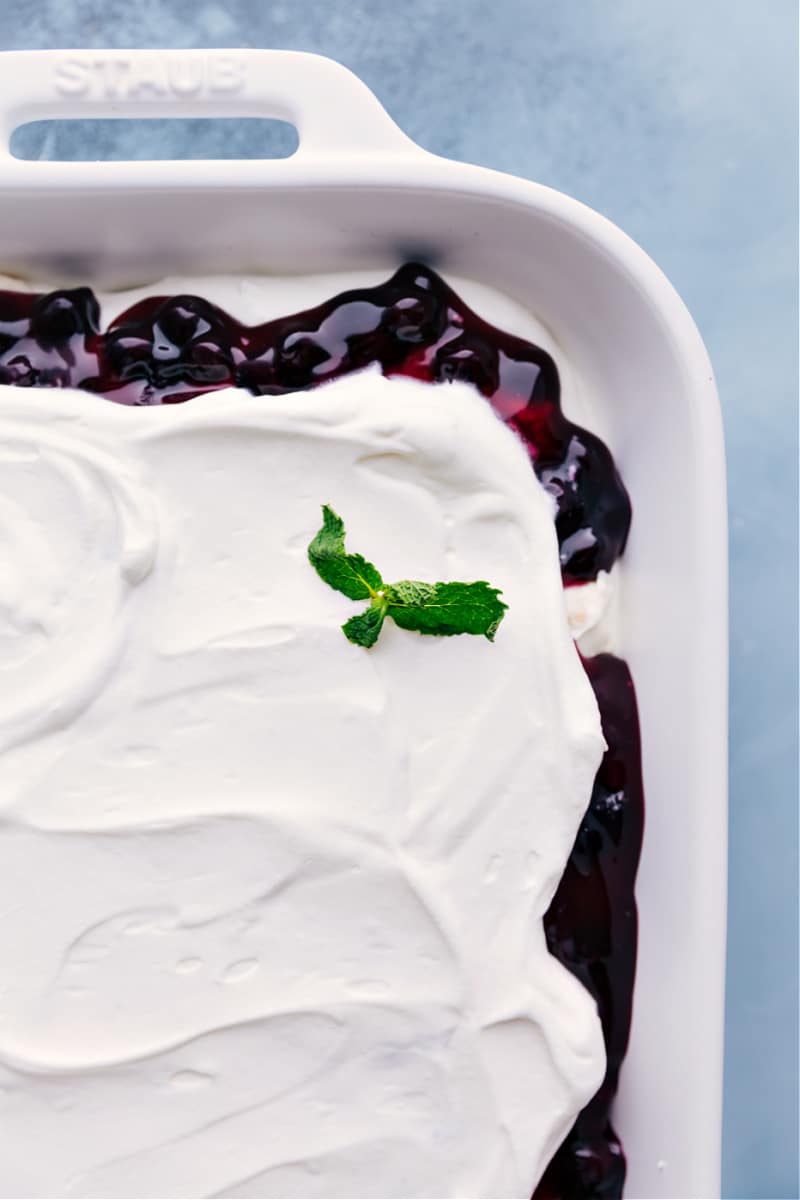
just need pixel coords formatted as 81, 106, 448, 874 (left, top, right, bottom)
0, 419, 157, 753
0, 371, 605, 1198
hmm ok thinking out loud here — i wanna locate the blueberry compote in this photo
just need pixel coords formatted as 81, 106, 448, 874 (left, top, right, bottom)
535, 654, 644, 1200
0, 264, 630, 585
0, 263, 644, 1199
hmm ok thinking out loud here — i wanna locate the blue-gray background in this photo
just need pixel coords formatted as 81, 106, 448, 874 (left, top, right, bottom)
1, 2, 797, 1197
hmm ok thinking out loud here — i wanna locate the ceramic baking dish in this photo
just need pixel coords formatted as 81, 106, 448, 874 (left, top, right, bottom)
0, 48, 728, 1199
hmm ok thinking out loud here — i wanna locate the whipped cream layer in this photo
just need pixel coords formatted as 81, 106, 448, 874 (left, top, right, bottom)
0, 370, 605, 1198
0, 269, 619, 651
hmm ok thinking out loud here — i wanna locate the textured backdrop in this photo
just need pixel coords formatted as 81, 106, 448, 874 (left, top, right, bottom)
1, 2, 797, 1197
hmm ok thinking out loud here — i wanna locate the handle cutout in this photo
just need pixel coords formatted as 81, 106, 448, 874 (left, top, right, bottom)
10, 117, 299, 161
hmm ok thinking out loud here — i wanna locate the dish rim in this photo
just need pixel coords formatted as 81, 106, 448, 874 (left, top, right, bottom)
0, 46, 729, 1200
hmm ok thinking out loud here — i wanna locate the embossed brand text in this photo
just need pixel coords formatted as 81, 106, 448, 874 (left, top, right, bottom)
54, 55, 246, 99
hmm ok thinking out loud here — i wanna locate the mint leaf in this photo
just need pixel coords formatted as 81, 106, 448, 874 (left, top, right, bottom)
342, 602, 387, 648
385, 580, 507, 640
307, 505, 508, 648
308, 505, 384, 600
383, 580, 436, 607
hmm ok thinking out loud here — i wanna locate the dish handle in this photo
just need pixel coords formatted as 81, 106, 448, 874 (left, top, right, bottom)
0, 48, 423, 169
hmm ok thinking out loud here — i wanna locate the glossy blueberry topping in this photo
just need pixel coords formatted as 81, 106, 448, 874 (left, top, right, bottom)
534, 653, 644, 1200
0, 263, 631, 584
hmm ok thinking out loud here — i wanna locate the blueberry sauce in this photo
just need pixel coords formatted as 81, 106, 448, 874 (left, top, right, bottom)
0, 263, 630, 585
534, 654, 644, 1200
0, 263, 644, 1199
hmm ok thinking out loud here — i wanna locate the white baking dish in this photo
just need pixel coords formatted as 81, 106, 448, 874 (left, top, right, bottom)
0, 48, 728, 1199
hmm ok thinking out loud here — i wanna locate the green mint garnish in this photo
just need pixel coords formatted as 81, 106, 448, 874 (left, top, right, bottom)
308, 504, 508, 648
306, 504, 385, 600
341, 604, 387, 649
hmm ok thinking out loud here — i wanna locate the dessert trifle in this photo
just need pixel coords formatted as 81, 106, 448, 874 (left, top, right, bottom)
0, 264, 643, 1199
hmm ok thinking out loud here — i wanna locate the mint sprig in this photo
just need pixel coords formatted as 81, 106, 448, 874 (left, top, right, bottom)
306, 504, 384, 600
308, 504, 508, 648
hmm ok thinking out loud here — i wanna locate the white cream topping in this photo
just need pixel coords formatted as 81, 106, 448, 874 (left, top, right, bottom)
0, 360, 606, 1197
566, 569, 619, 653
0, 268, 618, 653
